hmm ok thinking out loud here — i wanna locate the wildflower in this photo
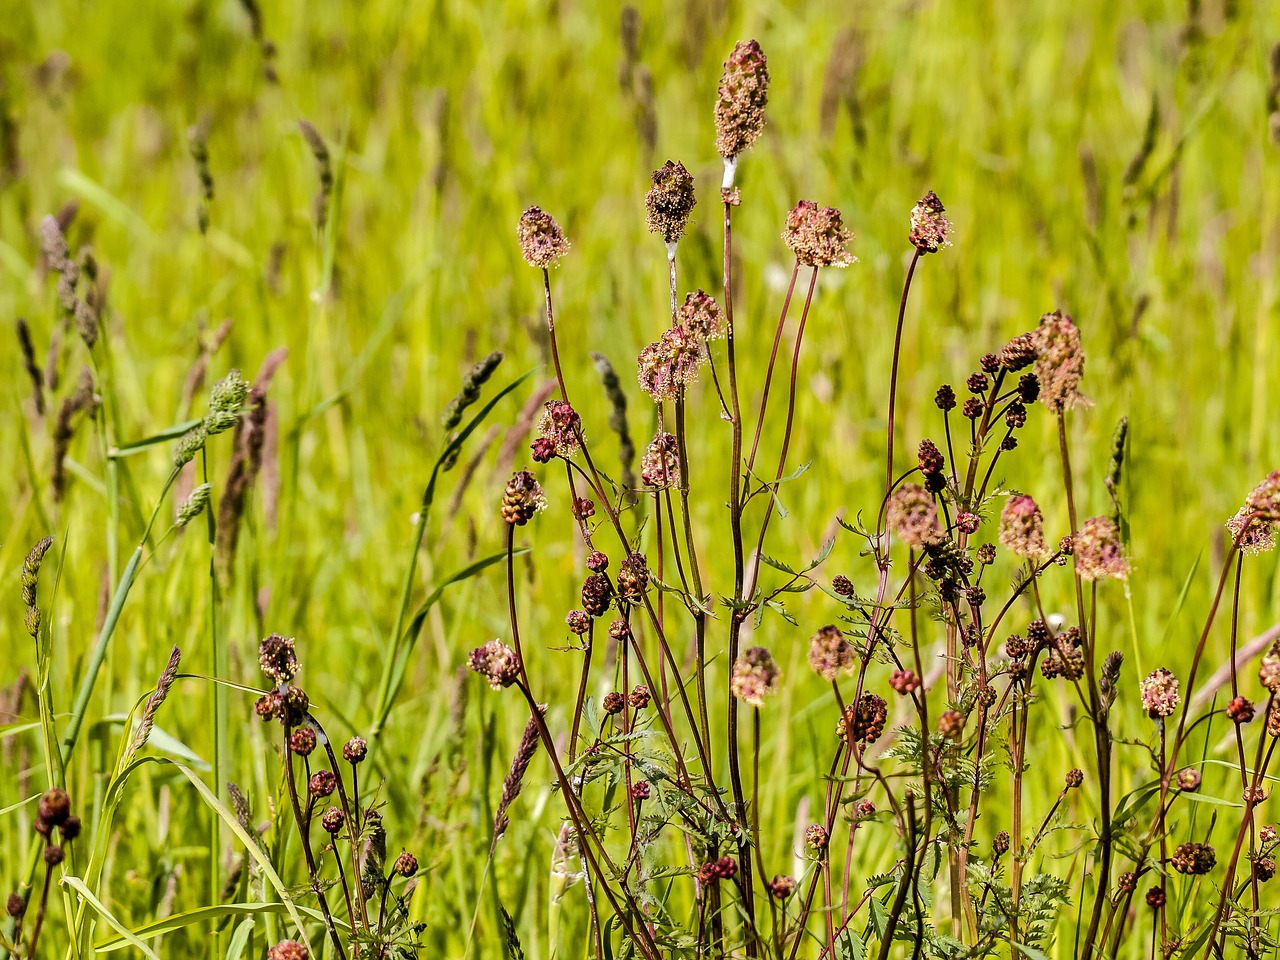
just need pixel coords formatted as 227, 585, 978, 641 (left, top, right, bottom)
1041, 629, 1084, 681
501, 470, 546, 526
805, 824, 829, 850
1261, 825, 1277, 844
640, 432, 681, 488
1227, 696, 1255, 724
938, 709, 965, 739
1244, 470, 1280, 521
343, 737, 367, 763
1075, 517, 1130, 581
956, 512, 980, 535
1170, 842, 1215, 876
856, 799, 876, 818
679, 290, 725, 344
1031, 310, 1086, 413
1117, 872, 1136, 893
966, 372, 989, 394
889, 669, 919, 695
887, 483, 944, 549
918, 439, 945, 474
999, 495, 1048, 560
630, 781, 651, 801
255, 693, 281, 721
935, 384, 956, 411
1140, 668, 1180, 719
1227, 506, 1276, 555
769, 875, 797, 899
1065, 769, 1084, 789
981, 353, 1000, 374
603, 691, 625, 715
586, 551, 609, 572
576, 576, 610, 621
517, 206, 569, 269
6, 894, 23, 918
535, 400, 581, 457
321, 807, 345, 834
999, 332, 1037, 372
565, 610, 590, 636
839, 694, 888, 745
308, 771, 336, 798
61, 817, 80, 840
782, 201, 856, 267
730, 647, 781, 707
615, 553, 649, 602
1146, 887, 1166, 908
573, 497, 595, 520
1270, 702, 1280, 738
976, 543, 996, 565
994, 831, 1010, 856
259, 634, 299, 685
392, 851, 418, 878
1177, 769, 1201, 791
637, 324, 703, 401
807, 625, 854, 681
289, 727, 317, 756
714, 40, 769, 163
645, 160, 696, 245
1018, 373, 1040, 404
908, 191, 952, 253
44, 846, 64, 866
628, 685, 651, 710
1256, 858, 1277, 882
268, 940, 308, 960
831, 575, 854, 597
468, 640, 520, 690
608, 618, 631, 640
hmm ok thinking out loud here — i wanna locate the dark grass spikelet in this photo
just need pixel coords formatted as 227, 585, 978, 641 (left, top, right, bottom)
16, 318, 44, 415
51, 367, 98, 502
297, 120, 333, 231
591, 352, 636, 494
188, 122, 214, 234
127, 646, 181, 757
492, 707, 544, 848
237, 0, 278, 83
21, 537, 54, 609
442, 351, 504, 433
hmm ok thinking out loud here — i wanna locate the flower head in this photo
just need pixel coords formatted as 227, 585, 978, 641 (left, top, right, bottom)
679, 290, 725, 344
501, 470, 547, 526
645, 160, 696, 245
999, 495, 1048, 560
268, 941, 307, 960
640, 432, 681, 488
807, 625, 855, 681
1140, 668, 1180, 718
637, 324, 704, 401
535, 400, 581, 458
258, 634, 299, 685
308, 770, 336, 798
468, 640, 520, 690
322, 807, 345, 833
289, 726, 317, 756
517, 206, 569, 268
714, 40, 769, 162
908, 191, 952, 253
1031, 310, 1087, 413
615, 553, 649, 603
392, 851, 418, 878
730, 647, 781, 707
1227, 506, 1277, 555
1075, 516, 1130, 581
887, 483, 944, 549
838, 694, 888, 745
1261, 640, 1280, 692
783, 201, 856, 268
1171, 841, 1215, 876
343, 737, 367, 763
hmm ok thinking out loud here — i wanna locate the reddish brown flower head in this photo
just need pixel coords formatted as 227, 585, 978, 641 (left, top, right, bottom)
645, 160, 697, 245
1256, 858, 1277, 882
517, 206, 569, 269
392, 851, 418, 878
628, 685, 651, 710
308, 770, 336, 798
783, 201, 856, 268
581, 573, 613, 618
805, 824, 829, 850
640, 432, 681, 489
343, 737, 367, 763
536, 400, 582, 458
1065, 769, 1084, 789
501, 470, 547, 526
637, 325, 704, 402
917, 439, 945, 474
1145, 887, 1166, 908
839, 694, 888, 745
615, 553, 649, 603
938, 709, 965, 740
1244, 470, 1280, 522
1075, 516, 1130, 582
999, 495, 1048, 560
1263, 641, 1280, 692
268, 941, 308, 960
999, 332, 1037, 372
994, 831, 1010, 856
908, 191, 952, 253
678, 290, 726, 344
321, 807, 345, 834
1227, 506, 1277, 555
807, 625, 855, 681
468, 640, 520, 690
1140, 668, 1180, 719
956, 511, 980, 535
586, 551, 609, 572
565, 610, 590, 635
730, 646, 781, 707
38, 789, 71, 828
714, 40, 769, 163
602, 691, 625, 715
889, 669, 920, 695
289, 726, 317, 756
768, 874, 797, 899
630, 781, 651, 801
1177, 768, 1201, 791
1227, 696, 1255, 724
1031, 310, 1087, 413
259, 634, 299, 685
887, 483, 944, 549
1171, 841, 1215, 876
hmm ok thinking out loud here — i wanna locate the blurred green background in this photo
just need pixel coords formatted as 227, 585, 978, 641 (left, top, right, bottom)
2, 0, 1279, 956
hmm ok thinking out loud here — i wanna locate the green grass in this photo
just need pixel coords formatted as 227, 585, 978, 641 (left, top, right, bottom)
2, 1, 1279, 957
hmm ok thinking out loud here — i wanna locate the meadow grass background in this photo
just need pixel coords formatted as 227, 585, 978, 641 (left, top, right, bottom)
2, 0, 1279, 956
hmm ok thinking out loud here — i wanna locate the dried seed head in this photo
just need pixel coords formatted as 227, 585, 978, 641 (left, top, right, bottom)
1170, 841, 1215, 875
637, 324, 704, 401
38, 789, 71, 828
1140, 668, 1180, 718
730, 646, 781, 707
645, 160, 696, 244
679, 289, 725, 344
993, 831, 1010, 856
782, 201, 856, 268
258, 634, 299, 685
321, 807, 345, 834
999, 495, 1048, 560
838, 693, 888, 745
887, 483, 944, 549
267, 941, 308, 960
343, 737, 367, 763
1031, 310, 1087, 413
308, 770, 336, 798
1065, 769, 1084, 789
289, 726, 317, 756
807, 625, 855, 681
714, 40, 769, 162
468, 640, 520, 690
517, 206, 569, 269
805, 824, 829, 850
908, 191, 952, 253
1075, 516, 1130, 581
999, 332, 1037, 372
501, 470, 547, 526
602, 691, 625, 715
640, 432, 680, 488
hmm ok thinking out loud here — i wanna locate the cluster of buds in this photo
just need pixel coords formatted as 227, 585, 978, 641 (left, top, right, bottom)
516, 206, 569, 269
645, 160, 697, 246
838, 694, 888, 745
908, 191, 952, 253
33, 788, 81, 866
768, 875, 796, 899
1170, 841, 1216, 876
1031, 310, 1086, 413
887, 483, 944, 549
501, 471, 547, 526
267, 941, 308, 960
1140, 668, 1181, 719
640, 432, 681, 488
615, 553, 649, 603
1040, 628, 1085, 681
805, 824, 829, 850
889, 669, 920, 695
999, 495, 1049, 561
581, 572, 614, 618
730, 647, 781, 707
697, 856, 739, 884
468, 640, 520, 690
532, 400, 581, 461
637, 323, 704, 402
1074, 516, 1130, 581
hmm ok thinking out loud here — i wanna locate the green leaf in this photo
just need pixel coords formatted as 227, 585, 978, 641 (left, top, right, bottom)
224, 917, 255, 960
109, 420, 203, 459
61, 875, 161, 960
94, 902, 324, 953
1012, 942, 1052, 960
0, 794, 39, 818
834, 926, 865, 960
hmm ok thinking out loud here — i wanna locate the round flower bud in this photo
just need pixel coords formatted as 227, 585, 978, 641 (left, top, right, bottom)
289, 727, 317, 757
343, 737, 367, 763
309, 770, 336, 798
517, 207, 569, 269
267, 940, 308, 960
392, 851, 418, 878
38, 789, 71, 828
321, 807, 346, 834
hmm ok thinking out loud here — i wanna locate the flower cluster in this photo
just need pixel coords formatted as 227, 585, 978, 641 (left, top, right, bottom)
999, 495, 1048, 560
517, 206, 569, 269
645, 160, 697, 245
640, 432, 681, 488
730, 647, 781, 707
782, 201, 856, 268
908, 190, 952, 253
468, 640, 520, 690
714, 40, 769, 162
807, 625, 855, 681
